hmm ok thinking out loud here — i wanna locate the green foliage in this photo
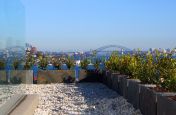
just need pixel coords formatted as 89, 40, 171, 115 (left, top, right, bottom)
52, 58, 60, 70
138, 53, 159, 84
158, 54, 176, 92
24, 55, 35, 70
39, 57, 48, 70
106, 50, 176, 92
81, 59, 89, 69
94, 59, 101, 70
119, 54, 131, 75
66, 57, 74, 69
105, 51, 120, 72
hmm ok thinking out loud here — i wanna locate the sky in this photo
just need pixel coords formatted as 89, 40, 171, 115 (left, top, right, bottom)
11, 0, 176, 51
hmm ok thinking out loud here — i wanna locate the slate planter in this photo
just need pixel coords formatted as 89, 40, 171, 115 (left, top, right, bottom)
118, 75, 128, 98
97, 71, 103, 83
111, 72, 120, 93
139, 84, 163, 115
102, 70, 109, 85
106, 71, 113, 89
127, 79, 141, 109
157, 93, 176, 115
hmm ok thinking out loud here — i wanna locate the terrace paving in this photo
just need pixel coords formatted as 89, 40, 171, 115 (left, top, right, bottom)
0, 83, 141, 115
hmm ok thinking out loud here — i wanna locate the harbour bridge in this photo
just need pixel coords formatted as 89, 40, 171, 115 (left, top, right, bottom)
1, 44, 132, 54
83, 45, 132, 55
94, 45, 131, 53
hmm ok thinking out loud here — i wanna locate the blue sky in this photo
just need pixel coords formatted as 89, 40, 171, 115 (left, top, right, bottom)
21, 0, 176, 51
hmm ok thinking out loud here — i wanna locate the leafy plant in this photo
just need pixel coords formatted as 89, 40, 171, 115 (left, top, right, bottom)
39, 57, 48, 70
94, 59, 101, 70
139, 53, 159, 84
105, 49, 176, 91
105, 51, 120, 72
81, 59, 89, 69
158, 53, 176, 91
24, 54, 35, 70
66, 57, 74, 69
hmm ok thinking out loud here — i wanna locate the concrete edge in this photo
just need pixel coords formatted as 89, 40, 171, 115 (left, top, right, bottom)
10, 94, 39, 115
0, 94, 27, 115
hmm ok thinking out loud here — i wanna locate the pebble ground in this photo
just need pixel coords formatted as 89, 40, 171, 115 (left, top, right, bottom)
0, 83, 142, 115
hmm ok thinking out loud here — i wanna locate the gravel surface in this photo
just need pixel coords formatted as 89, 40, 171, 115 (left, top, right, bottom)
0, 83, 142, 115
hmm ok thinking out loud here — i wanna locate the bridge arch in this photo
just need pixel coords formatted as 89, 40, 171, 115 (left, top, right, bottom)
95, 45, 131, 52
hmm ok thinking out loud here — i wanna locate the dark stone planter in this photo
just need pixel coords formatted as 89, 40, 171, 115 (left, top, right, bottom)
139, 84, 163, 115
127, 79, 141, 109
102, 70, 109, 85
157, 93, 176, 115
111, 72, 120, 93
118, 75, 128, 98
106, 71, 113, 89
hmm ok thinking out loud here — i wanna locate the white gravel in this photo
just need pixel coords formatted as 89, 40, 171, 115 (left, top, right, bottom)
0, 83, 142, 115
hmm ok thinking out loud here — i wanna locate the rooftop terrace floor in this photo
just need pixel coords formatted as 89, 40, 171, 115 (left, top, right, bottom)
1, 83, 141, 115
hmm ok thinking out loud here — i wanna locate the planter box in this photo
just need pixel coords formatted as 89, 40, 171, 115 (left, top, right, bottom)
157, 93, 176, 115
0, 71, 6, 83
107, 71, 113, 89
101, 71, 106, 84
11, 70, 33, 84
0, 70, 33, 84
37, 70, 87, 84
118, 75, 128, 98
111, 72, 120, 93
102, 70, 109, 86
97, 71, 103, 83
139, 84, 163, 115
127, 79, 141, 109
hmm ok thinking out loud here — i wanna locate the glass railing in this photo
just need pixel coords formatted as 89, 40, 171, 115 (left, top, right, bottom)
0, 0, 26, 109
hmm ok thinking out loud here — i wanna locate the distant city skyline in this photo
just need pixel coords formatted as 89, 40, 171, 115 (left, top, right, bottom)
1, 0, 176, 51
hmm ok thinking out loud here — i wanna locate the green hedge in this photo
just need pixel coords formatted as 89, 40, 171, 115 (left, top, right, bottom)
105, 50, 176, 92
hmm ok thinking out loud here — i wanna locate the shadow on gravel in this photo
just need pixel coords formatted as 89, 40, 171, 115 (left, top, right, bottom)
74, 83, 141, 115
79, 71, 101, 83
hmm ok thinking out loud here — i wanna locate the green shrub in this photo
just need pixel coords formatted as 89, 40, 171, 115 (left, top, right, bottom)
158, 53, 176, 91
105, 49, 176, 92
105, 51, 120, 72
81, 59, 89, 69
